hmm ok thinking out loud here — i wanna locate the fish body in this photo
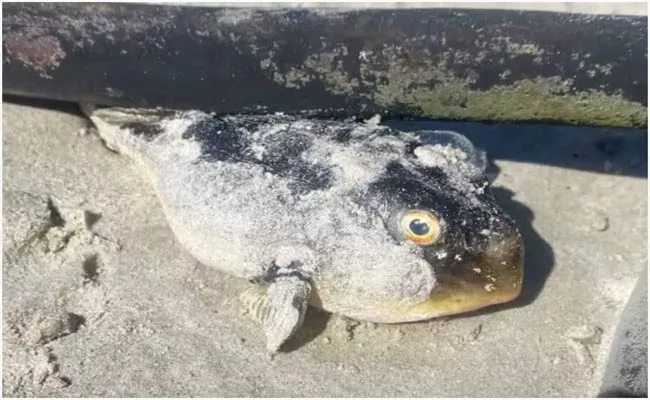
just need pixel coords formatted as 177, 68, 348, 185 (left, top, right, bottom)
85, 106, 524, 352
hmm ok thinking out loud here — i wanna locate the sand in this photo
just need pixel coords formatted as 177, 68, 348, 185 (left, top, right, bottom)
2, 100, 647, 397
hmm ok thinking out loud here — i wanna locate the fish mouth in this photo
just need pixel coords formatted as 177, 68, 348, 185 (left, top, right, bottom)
391, 231, 524, 321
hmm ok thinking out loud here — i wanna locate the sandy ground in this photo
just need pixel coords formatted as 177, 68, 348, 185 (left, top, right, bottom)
2, 100, 647, 397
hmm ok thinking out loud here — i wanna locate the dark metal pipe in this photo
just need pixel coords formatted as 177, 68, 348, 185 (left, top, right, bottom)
2, 3, 647, 127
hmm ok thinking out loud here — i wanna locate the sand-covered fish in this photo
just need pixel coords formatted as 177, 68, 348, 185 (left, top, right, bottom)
83, 105, 524, 352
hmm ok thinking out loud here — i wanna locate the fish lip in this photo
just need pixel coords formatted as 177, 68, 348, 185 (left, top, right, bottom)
386, 233, 525, 322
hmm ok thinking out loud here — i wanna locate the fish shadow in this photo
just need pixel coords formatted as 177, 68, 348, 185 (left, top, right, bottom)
492, 186, 555, 307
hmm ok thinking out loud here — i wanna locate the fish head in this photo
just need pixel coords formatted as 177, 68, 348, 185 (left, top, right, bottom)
313, 136, 524, 323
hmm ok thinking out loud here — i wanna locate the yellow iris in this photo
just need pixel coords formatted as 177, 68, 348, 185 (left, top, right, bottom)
400, 210, 441, 245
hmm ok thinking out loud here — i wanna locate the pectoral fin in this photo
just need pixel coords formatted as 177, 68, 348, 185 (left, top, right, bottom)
240, 276, 311, 353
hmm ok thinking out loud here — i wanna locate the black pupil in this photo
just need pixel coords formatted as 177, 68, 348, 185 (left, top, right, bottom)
409, 219, 430, 236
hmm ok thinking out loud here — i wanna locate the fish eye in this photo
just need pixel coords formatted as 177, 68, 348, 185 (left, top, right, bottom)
400, 210, 441, 245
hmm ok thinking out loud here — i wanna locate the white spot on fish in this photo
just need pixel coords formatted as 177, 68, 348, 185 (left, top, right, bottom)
480, 229, 491, 236
472, 267, 482, 274
435, 250, 448, 260
484, 284, 496, 292
251, 144, 265, 161
454, 254, 462, 261
475, 180, 489, 194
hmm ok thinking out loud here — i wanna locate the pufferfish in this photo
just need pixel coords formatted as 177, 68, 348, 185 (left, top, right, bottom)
82, 105, 524, 353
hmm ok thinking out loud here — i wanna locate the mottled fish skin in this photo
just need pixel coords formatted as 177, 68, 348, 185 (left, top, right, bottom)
85, 106, 523, 332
